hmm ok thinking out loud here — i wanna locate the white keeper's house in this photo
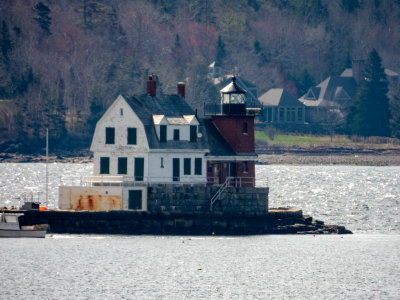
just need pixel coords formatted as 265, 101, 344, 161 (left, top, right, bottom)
59, 75, 268, 212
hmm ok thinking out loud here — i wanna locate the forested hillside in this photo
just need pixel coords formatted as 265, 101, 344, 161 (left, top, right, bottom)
0, 0, 400, 152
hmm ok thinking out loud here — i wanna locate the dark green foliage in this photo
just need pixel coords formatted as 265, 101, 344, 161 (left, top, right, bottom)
186, 57, 219, 116
0, 21, 13, 64
390, 88, 400, 138
346, 49, 390, 137
215, 35, 226, 63
252, 40, 269, 66
269, 0, 328, 25
293, 69, 315, 97
34, 2, 52, 35
87, 95, 104, 135
247, 0, 260, 11
340, 0, 360, 13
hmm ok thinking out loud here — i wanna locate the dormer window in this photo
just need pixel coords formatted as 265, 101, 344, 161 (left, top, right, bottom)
160, 125, 167, 142
190, 126, 197, 142
173, 129, 180, 141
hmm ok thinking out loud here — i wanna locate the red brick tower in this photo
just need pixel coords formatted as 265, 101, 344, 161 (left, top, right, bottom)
207, 77, 261, 187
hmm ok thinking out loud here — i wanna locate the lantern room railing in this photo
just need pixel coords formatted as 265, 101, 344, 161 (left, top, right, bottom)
204, 103, 263, 116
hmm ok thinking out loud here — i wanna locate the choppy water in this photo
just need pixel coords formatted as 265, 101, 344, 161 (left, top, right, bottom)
1, 164, 399, 234
1, 163, 399, 299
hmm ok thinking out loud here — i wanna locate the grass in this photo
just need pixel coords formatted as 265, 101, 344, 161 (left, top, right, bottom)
255, 131, 400, 149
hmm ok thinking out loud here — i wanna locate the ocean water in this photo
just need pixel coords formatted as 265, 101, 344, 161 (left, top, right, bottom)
1, 163, 399, 299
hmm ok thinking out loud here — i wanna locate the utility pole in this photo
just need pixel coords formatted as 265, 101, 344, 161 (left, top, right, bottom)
46, 128, 49, 207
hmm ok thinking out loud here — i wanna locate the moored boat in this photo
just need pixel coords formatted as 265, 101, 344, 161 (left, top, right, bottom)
0, 212, 47, 238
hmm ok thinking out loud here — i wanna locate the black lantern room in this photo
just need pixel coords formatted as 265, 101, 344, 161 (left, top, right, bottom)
220, 76, 247, 115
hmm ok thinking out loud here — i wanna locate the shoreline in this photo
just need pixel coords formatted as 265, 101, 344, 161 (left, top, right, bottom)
12, 208, 352, 235
258, 153, 400, 166
1, 151, 399, 166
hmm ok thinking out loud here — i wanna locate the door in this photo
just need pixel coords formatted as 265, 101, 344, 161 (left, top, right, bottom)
173, 158, 180, 181
213, 163, 221, 184
128, 190, 142, 210
134, 157, 144, 181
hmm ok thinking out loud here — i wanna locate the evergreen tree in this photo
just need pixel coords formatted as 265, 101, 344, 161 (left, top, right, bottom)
215, 35, 226, 64
346, 49, 390, 137
33, 2, 52, 35
295, 69, 315, 97
390, 88, 400, 138
341, 0, 360, 13
0, 21, 13, 64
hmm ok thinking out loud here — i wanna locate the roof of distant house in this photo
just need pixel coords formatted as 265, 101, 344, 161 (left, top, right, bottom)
259, 88, 304, 107
299, 75, 357, 107
341, 68, 399, 78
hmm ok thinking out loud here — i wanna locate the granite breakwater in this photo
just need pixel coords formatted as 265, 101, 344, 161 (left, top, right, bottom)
17, 208, 352, 235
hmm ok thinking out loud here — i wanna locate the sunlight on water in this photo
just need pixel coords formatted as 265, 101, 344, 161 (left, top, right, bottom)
0, 163, 399, 233
256, 165, 400, 233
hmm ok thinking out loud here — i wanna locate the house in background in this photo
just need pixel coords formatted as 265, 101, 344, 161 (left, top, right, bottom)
59, 76, 268, 213
298, 60, 399, 124
258, 88, 305, 124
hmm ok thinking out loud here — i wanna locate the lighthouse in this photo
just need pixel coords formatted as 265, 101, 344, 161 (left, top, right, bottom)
205, 76, 261, 187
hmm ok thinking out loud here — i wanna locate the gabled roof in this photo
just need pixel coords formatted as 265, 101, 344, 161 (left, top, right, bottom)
258, 88, 304, 107
299, 76, 357, 107
341, 68, 399, 78
124, 94, 208, 151
124, 94, 194, 126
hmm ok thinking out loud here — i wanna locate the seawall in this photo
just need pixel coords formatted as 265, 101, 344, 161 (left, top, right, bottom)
18, 209, 352, 235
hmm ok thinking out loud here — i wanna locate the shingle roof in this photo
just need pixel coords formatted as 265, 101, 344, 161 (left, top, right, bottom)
259, 88, 304, 107
124, 94, 208, 150
299, 76, 357, 107
203, 119, 236, 156
125, 94, 195, 125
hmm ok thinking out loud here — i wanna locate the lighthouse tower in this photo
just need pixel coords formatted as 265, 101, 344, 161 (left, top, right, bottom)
205, 76, 261, 187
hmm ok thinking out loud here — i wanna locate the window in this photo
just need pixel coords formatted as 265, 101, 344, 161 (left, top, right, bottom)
100, 157, 110, 174
105, 127, 115, 144
118, 157, 127, 174
190, 126, 197, 142
173, 158, 180, 181
160, 125, 167, 142
184, 158, 191, 175
173, 129, 180, 141
127, 128, 137, 145
134, 157, 144, 181
243, 161, 248, 173
194, 158, 202, 175
160, 157, 164, 168
120, 108, 123, 116
229, 162, 236, 177
297, 108, 303, 122
279, 108, 285, 121
242, 122, 248, 134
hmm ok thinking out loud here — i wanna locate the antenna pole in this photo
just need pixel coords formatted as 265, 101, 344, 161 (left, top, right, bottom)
46, 128, 49, 208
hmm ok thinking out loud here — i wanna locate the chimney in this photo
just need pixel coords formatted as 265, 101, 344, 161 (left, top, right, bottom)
147, 74, 157, 97
177, 82, 185, 98
352, 59, 365, 84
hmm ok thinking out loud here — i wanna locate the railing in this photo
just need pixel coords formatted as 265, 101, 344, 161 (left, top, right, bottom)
204, 103, 263, 116
59, 175, 207, 187
207, 176, 256, 187
210, 177, 232, 211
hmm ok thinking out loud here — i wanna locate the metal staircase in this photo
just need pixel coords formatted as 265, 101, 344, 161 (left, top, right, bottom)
210, 177, 232, 211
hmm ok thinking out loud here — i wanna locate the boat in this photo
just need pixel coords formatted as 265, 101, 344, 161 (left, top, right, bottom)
0, 212, 47, 238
